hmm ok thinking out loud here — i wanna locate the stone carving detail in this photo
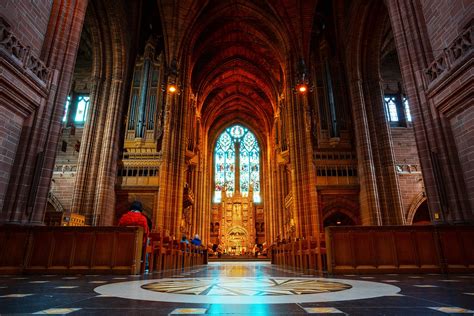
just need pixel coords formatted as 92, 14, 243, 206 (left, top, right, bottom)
425, 22, 473, 84
396, 164, 421, 174
54, 164, 77, 173
0, 18, 50, 83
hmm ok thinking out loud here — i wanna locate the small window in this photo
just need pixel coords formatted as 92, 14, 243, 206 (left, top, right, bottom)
384, 96, 399, 122
62, 96, 71, 122
74, 95, 90, 124
403, 97, 412, 122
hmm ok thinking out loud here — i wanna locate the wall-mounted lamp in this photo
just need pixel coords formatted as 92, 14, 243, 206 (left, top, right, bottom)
294, 58, 313, 94
296, 83, 308, 94
168, 84, 178, 94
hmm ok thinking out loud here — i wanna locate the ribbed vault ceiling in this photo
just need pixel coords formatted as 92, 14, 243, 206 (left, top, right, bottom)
188, 2, 289, 137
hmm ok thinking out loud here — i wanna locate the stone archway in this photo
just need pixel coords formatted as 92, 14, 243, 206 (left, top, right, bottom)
224, 226, 249, 255
407, 193, 430, 225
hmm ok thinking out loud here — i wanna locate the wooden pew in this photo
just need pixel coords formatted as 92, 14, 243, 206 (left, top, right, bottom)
325, 225, 474, 274
0, 226, 143, 275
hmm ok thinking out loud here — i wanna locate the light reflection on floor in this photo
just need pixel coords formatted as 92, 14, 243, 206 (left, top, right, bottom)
94, 262, 400, 304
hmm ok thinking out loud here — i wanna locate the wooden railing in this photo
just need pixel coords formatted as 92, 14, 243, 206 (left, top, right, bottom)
0, 226, 143, 275
326, 225, 474, 274
271, 237, 326, 273
145, 233, 207, 273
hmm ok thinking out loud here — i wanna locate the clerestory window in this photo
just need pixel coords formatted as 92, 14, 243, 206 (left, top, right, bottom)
62, 94, 90, 126
384, 94, 412, 126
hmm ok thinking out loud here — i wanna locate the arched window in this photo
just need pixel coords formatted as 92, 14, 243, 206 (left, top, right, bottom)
214, 125, 261, 203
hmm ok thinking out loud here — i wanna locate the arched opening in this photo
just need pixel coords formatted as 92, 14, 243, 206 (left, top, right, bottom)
210, 124, 262, 257
412, 200, 431, 225
323, 211, 356, 228
214, 124, 261, 203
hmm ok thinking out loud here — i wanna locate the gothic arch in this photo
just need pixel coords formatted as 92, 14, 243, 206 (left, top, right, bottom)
322, 198, 360, 226
406, 193, 428, 225
71, 0, 134, 225
47, 192, 65, 213
323, 209, 358, 227
345, 0, 405, 226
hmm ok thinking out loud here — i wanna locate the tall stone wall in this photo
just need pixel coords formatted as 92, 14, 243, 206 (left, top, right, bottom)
391, 128, 424, 219
0, 0, 53, 56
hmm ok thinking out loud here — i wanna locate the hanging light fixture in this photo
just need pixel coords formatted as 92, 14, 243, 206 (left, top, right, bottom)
165, 57, 180, 95
294, 58, 312, 94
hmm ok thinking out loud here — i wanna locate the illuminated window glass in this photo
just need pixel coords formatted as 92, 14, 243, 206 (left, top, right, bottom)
214, 125, 261, 203
403, 97, 412, 122
384, 96, 399, 122
74, 95, 90, 123
62, 96, 71, 122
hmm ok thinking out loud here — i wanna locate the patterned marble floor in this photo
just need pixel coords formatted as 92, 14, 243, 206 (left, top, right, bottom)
0, 262, 473, 315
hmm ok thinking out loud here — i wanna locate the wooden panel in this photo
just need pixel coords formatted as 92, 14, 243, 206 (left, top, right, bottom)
372, 231, 396, 268
460, 231, 474, 264
51, 232, 74, 267
353, 231, 375, 268
0, 230, 29, 269
92, 232, 115, 267
72, 232, 93, 267
28, 231, 53, 268
440, 231, 465, 266
414, 231, 438, 267
0, 226, 144, 275
325, 226, 474, 274
114, 232, 136, 267
394, 232, 417, 267
332, 232, 353, 267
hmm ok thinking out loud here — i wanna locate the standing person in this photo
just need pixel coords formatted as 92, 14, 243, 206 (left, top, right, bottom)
191, 234, 202, 247
118, 201, 150, 239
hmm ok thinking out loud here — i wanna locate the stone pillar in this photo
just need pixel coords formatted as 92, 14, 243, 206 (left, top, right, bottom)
385, 0, 472, 222
347, 77, 382, 225
1, 0, 88, 224
286, 75, 319, 238
156, 73, 187, 237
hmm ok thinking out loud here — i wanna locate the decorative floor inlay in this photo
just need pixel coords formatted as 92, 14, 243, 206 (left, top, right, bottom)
142, 278, 351, 296
95, 277, 400, 304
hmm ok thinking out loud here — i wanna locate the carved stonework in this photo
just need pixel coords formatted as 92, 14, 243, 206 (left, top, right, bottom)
425, 21, 473, 85
0, 17, 50, 83
217, 187, 256, 255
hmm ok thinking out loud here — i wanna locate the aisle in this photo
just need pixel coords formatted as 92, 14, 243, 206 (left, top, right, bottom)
1, 262, 473, 315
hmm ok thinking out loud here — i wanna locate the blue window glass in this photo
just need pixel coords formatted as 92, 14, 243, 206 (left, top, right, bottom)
74, 95, 90, 123
384, 96, 399, 122
62, 96, 71, 122
214, 125, 261, 203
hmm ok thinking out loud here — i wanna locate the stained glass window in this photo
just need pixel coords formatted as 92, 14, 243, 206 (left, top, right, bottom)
214, 125, 261, 203
74, 95, 90, 123
63, 95, 90, 125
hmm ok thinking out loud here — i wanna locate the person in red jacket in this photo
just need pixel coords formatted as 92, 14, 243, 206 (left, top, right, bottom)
118, 201, 150, 238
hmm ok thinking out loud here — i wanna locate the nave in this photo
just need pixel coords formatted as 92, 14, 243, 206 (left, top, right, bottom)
1, 262, 473, 315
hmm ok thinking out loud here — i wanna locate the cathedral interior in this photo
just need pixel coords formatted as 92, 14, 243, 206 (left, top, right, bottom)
0, 0, 473, 314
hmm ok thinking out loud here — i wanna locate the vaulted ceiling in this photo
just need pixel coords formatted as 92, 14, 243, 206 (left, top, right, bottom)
158, 0, 318, 140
